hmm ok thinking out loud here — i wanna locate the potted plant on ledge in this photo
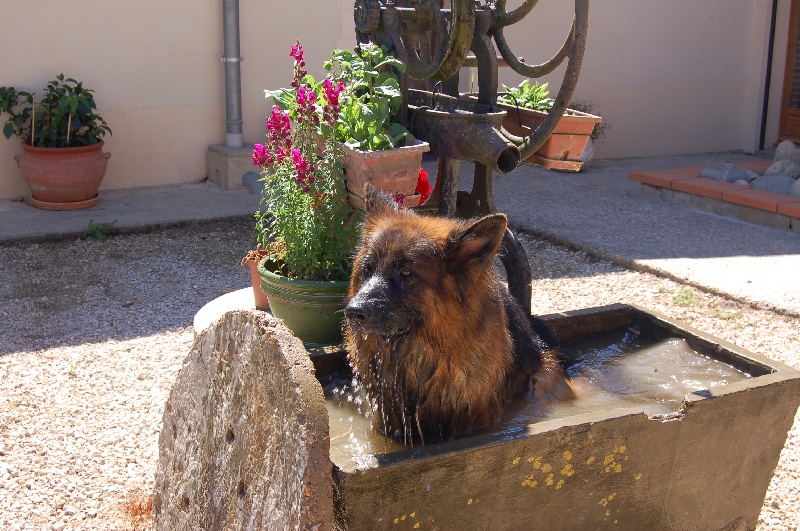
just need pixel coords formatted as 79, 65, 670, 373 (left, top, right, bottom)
0, 74, 112, 209
251, 42, 362, 345
465, 80, 602, 172
270, 43, 431, 209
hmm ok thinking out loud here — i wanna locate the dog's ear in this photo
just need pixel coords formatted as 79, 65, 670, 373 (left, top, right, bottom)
447, 213, 507, 265
364, 183, 399, 216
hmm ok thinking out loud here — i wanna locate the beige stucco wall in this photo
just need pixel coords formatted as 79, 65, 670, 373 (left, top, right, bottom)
0, 0, 351, 199
0, 0, 790, 199
494, 0, 783, 159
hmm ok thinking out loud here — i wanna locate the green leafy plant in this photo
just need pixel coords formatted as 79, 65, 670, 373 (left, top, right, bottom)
325, 44, 412, 151
497, 80, 554, 112
0, 74, 112, 148
253, 41, 361, 281
714, 310, 742, 321
82, 219, 117, 241
497, 80, 609, 142
269, 43, 412, 152
673, 287, 696, 307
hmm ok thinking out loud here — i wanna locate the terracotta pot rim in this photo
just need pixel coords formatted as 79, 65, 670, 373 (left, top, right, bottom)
340, 137, 430, 158
21, 139, 105, 153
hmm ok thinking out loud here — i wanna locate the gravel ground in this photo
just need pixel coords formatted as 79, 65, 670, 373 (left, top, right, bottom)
0, 218, 798, 530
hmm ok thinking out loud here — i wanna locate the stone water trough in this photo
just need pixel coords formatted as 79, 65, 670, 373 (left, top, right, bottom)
153, 304, 800, 530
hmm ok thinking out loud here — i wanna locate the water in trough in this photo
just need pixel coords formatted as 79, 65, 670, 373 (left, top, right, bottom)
322, 325, 750, 468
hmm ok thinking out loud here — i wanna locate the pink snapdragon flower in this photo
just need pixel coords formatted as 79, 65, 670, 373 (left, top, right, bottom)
291, 149, 315, 191
252, 143, 272, 167
294, 86, 318, 126
266, 106, 292, 162
322, 78, 344, 124
289, 43, 305, 66
290, 41, 307, 89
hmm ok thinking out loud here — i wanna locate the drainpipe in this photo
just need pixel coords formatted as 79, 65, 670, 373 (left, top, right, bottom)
222, 0, 244, 148
759, 0, 778, 150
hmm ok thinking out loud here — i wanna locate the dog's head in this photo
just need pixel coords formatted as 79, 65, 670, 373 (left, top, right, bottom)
344, 185, 508, 340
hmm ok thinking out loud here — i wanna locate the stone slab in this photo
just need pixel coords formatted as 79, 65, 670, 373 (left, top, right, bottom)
671, 177, 744, 200
153, 310, 333, 530
207, 144, 257, 190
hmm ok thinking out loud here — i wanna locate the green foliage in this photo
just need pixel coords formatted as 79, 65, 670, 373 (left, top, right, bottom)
714, 310, 742, 320
497, 80, 609, 143
0, 74, 112, 148
497, 80, 554, 112
673, 287, 696, 307
323, 44, 412, 151
255, 138, 360, 282
255, 42, 361, 281
82, 219, 117, 241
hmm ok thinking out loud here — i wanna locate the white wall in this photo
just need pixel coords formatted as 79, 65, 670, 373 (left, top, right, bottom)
0, 0, 788, 199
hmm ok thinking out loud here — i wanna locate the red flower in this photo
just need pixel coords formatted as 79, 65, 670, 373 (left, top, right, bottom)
415, 168, 431, 204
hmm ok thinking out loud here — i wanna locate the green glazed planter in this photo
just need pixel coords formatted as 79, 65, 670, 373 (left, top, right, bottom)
257, 257, 349, 345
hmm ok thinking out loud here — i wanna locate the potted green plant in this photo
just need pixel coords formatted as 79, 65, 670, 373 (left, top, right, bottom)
0, 74, 112, 209
270, 43, 431, 209
251, 41, 362, 344
465, 80, 602, 172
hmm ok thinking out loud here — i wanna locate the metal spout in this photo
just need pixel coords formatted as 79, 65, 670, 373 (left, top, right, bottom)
458, 119, 520, 174
406, 90, 521, 174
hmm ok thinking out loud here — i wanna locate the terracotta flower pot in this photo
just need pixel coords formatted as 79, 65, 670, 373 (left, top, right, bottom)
342, 138, 430, 208
461, 94, 601, 172
15, 140, 110, 210
498, 104, 601, 172
243, 250, 270, 310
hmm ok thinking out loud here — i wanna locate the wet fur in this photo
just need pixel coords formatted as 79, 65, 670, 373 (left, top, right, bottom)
344, 187, 573, 444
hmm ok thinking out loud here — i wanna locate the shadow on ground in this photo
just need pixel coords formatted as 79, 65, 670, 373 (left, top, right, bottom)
0, 219, 256, 355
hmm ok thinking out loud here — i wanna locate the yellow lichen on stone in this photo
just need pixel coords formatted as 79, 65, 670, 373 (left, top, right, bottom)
414, 524, 420, 529
586, 455, 596, 465
563, 450, 573, 461
618, 445, 627, 454
635, 474, 642, 480
541, 463, 552, 473
556, 479, 566, 489
532, 457, 542, 469
512, 457, 521, 465
467, 499, 473, 505
545, 473, 554, 487
599, 493, 616, 507
614, 463, 622, 473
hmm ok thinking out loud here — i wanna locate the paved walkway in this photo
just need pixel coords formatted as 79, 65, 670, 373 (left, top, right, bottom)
2, 150, 799, 316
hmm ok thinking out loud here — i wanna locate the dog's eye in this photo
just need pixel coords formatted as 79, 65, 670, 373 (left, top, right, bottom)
399, 268, 413, 278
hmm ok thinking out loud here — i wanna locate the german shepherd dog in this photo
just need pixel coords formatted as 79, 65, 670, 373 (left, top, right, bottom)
344, 187, 574, 444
